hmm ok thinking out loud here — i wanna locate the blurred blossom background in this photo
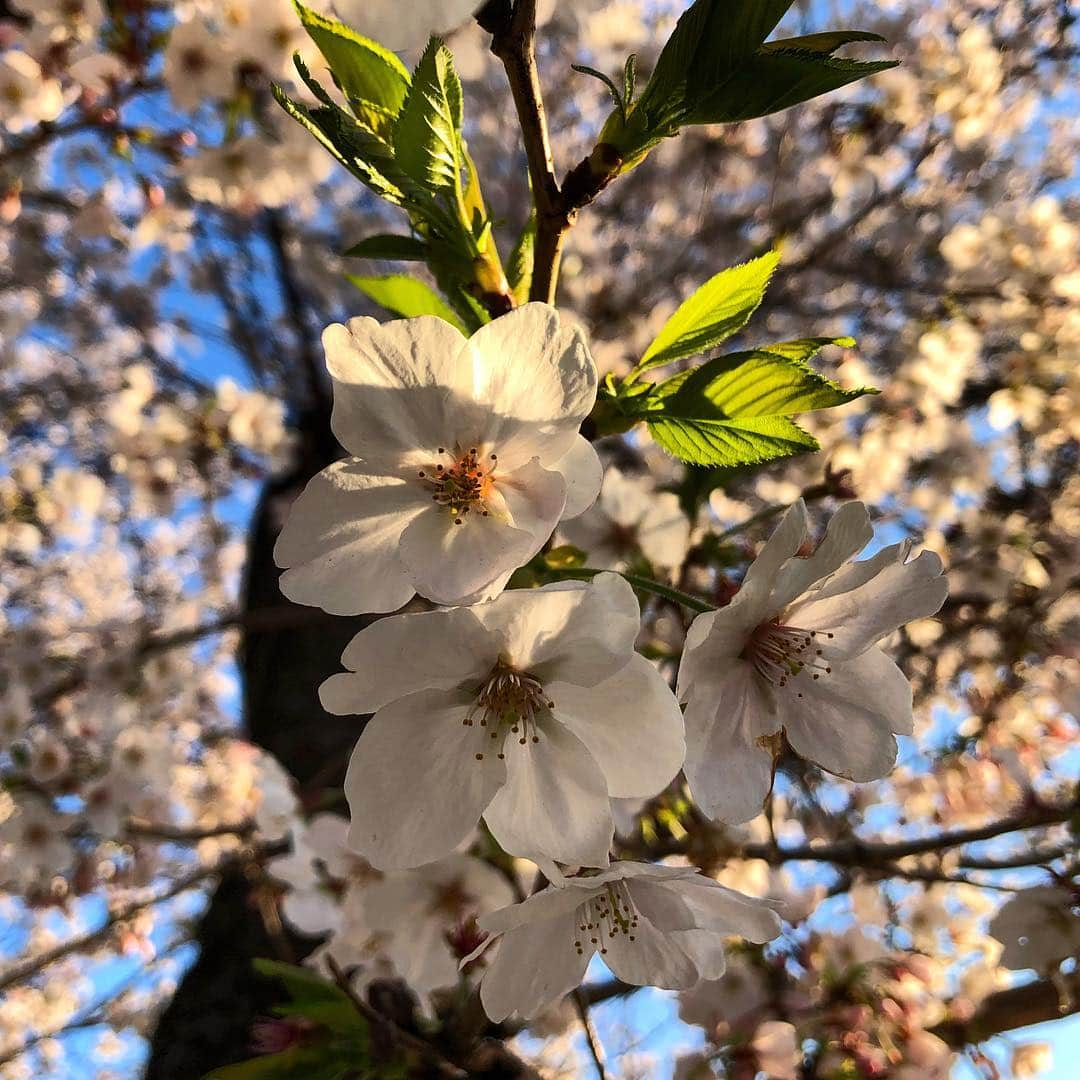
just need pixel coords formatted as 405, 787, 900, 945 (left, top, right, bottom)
0, 0, 1077, 1077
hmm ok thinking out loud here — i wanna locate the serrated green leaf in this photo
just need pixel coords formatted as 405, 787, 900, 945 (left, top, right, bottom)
671, 349, 877, 416
343, 235, 428, 260
760, 336, 856, 362
641, 348, 875, 467
684, 52, 898, 125
293, 1, 409, 114
347, 274, 467, 331
393, 39, 463, 192
760, 30, 886, 55
649, 413, 818, 466
507, 212, 535, 305
636, 251, 780, 373
272, 85, 406, 202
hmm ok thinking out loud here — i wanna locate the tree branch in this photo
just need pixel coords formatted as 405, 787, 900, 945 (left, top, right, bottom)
490, 0, 569, 305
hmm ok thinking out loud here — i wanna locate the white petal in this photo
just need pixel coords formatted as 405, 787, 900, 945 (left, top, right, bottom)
345, 690, 506, 869
465, 304, 597, 468
674, 929, 728, 981
473, 572, 641, 687
398, 504, 537, 607
547, 654, 685, 798
676, 604, 761, 700
683, 662, 777, 824
737, 498, 811, 605
274, 462, 421, 615
764, 501, 873, 614
478, 882, 594, 937
479, 910, 591, 1021
483, 719, 614, 867
320, 608, 497, 715
602, 910, 699, 989
496, 457, 569, 549
790, 550, 948, 657
323, 316, 471, 468
780, 663, 900, 782
598, 467, 651, 527
807, 540, 912, 603
549, 435, 603, 520
667, 877, 783, 943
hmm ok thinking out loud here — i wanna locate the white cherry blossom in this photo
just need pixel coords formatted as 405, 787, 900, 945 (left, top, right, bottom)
989, 885, 1080, 971
321, 573, 684, 869
276, 305, 602, 612
468, 861, 782, 1022
558, 466, 691, 571
331, 0, 480, 52
679, 500, 948, 824
0, 51, 64, 134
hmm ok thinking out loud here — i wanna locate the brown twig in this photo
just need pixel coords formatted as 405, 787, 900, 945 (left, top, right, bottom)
574, 988, 613, 1080
324, 956, 468, 1079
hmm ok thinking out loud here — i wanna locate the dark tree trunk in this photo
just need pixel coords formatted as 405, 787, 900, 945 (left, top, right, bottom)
144, 419, 366, 1078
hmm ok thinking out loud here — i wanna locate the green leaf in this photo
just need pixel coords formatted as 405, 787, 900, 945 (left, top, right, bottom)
760, 336, 856, 362
393, 39, 464, 192
343, 235, 429, 260
507, 212, 535, 306
636, 250, 780, 372
347, 274, 467, 331
293, 1, 409, 115
760, 30, 886, 55
272, 85, 406, 203
253, 959, 346, 1005
205, 1046, 343, 1080
684, 52, 898, 126
572, 63, 627, 120
543, 545, 587, 570
648, 413, 818, 466
641, 348, 876, 467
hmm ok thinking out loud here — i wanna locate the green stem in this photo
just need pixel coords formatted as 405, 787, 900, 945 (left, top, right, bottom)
554, 568, 715, 614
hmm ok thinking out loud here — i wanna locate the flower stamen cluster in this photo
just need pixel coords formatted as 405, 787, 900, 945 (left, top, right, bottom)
742, 620, 835, 689
464, 660, 553, 761
575, 881, 640, 957
418, 447, 498, 525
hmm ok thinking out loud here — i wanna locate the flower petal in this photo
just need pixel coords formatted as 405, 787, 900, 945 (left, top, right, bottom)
473, 572, 641, 687
764, 501, 873, 614
465, 304, 597, 468
683, 662, 777, 824
549, 434, 603, 520
323, 315, 471, 468
667, 877, 783, 943
399, 504, 537, 607
780, 659, 902, 782
638, 493, 691, 569
479, 909, 591, 1021
737, 498, 811, 605
547, 654, 685, 798
274, 461, 421, 615
602, 908, 699, 989
790, 550, 948, 658
320, 608, 497, 715
345, 690, 506, 869
483, 719, 614, 868
496, 457, 569, 548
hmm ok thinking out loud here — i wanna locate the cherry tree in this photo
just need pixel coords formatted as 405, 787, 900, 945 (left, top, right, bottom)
0, 1, 1076, 1078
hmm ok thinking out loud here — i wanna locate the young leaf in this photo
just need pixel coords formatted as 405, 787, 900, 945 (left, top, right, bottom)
347, 273, 467, 331
342, 235, 429, 260
636, 250, 780, 373
640, 348, 876, 467
507, 212, 536, 306
760, 336, 856, 361
393, 39, 464, 192
253, 959, 347, 1005
648, 412, 819, 466
760, 30, 887, 55
293, 1, 409, 114
684, 52, 898, 126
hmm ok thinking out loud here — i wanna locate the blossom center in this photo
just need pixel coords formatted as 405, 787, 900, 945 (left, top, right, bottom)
418, 447, 498, 526
575, 882, 639, 957
464, 660, 553, 762
742, 618, 834, 691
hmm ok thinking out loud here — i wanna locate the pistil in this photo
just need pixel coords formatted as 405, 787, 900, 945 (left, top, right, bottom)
418, 447, 498, 524
743, 618, 835, 691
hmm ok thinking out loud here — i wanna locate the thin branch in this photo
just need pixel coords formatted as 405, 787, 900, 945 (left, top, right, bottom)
574, 988, 613, 1080
490, 0, 568, 304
